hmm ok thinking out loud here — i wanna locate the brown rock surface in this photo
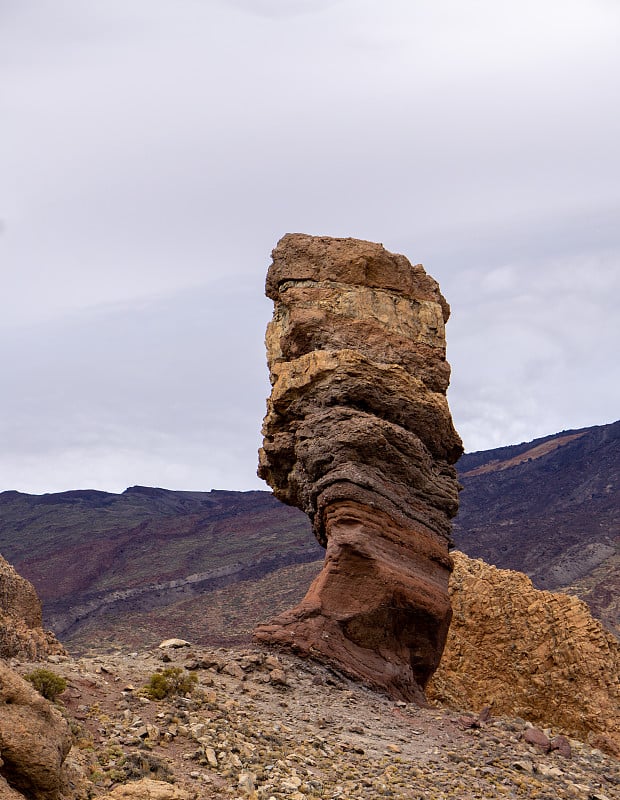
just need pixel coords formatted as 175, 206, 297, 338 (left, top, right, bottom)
0, 777, 24, 800
427, 551, 620, 755
0, 554, 65, 660
0, 660, 72, 800
100, 780, 191, 800
254, 234, 462, 701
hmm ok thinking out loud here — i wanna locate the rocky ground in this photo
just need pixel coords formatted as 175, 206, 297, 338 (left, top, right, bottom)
12, 643, 620, 800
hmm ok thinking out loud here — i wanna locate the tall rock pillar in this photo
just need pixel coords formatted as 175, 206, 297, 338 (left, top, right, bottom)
254, 234, 463, 702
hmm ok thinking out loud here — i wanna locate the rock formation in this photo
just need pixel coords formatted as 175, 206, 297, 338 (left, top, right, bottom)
427, 552, 620, 756
254, 234, 463, 702
0, 554, 65, 660
0, 660, 72, 800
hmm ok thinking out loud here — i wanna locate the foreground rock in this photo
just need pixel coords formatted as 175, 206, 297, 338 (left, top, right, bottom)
428, 551, 620, 756
255, 234, 463, 701
0, 660, 72, 800
0, 554, 65, 660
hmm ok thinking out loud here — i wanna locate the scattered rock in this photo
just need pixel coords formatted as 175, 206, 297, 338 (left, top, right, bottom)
237, 771, 256, 794
512, 759, 534, 772
523, 727, 551, 751
537, 764, 564, 777
457, 715, 480, 730
268, 668, 288, 686
158, 639, 191, 649
550, 734, 572, 758
222, 661, 245, 680
15, 644, 617, 800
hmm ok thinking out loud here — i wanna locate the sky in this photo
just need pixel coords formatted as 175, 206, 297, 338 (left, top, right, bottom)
1, 0, 619, 494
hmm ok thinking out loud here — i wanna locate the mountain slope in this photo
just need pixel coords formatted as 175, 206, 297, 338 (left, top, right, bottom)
0, 420, 617, 650
0, 487, 319, 648
453, 419, 619, 636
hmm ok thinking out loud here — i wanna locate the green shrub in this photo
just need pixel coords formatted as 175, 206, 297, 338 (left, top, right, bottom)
25, 668, 67, 701
141, 667, 197, 700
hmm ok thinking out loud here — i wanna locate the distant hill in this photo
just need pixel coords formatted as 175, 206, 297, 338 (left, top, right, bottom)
0, 419, 617, 651
453, 419, 619, 637
0, 487, 320, 651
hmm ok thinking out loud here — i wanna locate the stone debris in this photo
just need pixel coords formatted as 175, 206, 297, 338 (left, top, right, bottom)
523, 727, 552, 751
11, 643, 618, 800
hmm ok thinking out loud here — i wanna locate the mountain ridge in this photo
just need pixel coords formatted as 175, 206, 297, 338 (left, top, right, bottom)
452, 419, 619, 636
0, 420, 617, 649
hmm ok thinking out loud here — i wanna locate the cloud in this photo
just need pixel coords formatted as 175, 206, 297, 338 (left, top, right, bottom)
0, 0, 619, 490
446, 245, 620, 451
0, 283, 271, 493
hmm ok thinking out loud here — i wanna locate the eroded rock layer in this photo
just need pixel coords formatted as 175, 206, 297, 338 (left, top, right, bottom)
254, 234, 462, 701
427, 552, 620, 756
0, 554, 65, 661
0, 661, 72, 800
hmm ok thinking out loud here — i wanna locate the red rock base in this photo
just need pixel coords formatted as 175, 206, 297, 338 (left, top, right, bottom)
254, 501, 453, 704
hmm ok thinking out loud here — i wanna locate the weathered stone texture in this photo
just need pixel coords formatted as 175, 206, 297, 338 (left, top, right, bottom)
255, 234, 462, 701
427, 551, 620, 756
100, 779, 191, 799
0, 555, 65, 661
0, 661, 72, 800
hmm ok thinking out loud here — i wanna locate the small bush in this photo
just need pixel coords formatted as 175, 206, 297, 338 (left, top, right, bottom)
141, 667, 197, 700
122, 752, 172, 782
25, 668, 67, 701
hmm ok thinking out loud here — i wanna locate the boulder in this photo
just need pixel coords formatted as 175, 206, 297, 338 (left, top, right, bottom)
0, 555, 66, 661
0, 660, 72, 800
427, 552, 620, 756
254, 234, 462, 701
158, 639, 191, 649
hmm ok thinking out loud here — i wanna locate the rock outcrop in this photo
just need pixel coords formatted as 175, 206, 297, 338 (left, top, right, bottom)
254, 234, 463, 701
0, 554, 65, 660
427, 552, 620, 756
0, 660, 72, 800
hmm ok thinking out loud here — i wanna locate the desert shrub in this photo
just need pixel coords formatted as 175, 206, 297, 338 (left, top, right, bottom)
141, 667, 197, 700
122, 751, 172, 782
24, 668, 67, 701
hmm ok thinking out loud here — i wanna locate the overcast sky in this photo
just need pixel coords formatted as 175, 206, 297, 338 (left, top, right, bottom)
1, 0, 619, 494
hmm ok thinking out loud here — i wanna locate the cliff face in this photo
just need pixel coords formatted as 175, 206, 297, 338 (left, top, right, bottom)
0, 557, 72, 799
254, 234, 462, 701
0, 554, 65, 660
428, 551, 620, 756
0, 661, 72, 800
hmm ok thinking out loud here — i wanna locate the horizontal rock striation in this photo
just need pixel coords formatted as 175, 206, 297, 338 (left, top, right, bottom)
255, 234, 462, 701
